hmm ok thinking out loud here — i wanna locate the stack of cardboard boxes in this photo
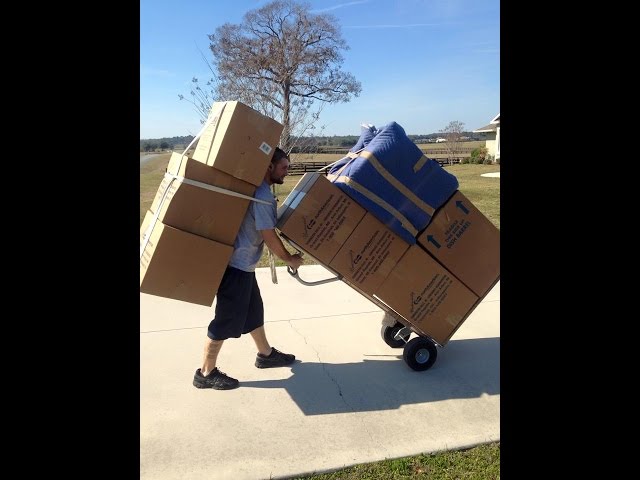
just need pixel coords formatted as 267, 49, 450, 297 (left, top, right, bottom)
277, 174, 499, 346
140, 101, 284, 306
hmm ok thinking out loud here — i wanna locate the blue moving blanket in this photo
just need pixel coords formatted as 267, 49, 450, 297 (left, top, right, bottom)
349, 124, 378, 152
328, 122, 458, 244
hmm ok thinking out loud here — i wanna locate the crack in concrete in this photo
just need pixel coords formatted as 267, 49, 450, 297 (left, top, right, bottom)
288, 320, 350, 408
286, 321, 378, 444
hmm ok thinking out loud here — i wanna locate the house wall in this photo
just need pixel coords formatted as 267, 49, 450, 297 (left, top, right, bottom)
484, 132, 497, 159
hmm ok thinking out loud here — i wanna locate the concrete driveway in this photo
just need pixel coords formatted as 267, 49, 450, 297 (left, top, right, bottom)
140, 265, 500, 479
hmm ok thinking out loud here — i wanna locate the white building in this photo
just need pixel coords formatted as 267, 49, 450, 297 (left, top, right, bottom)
473, 113, 500, 162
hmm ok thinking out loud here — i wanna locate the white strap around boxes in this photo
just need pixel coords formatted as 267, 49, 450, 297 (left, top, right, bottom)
162, 173, 271, 205
140, 102, 270, 260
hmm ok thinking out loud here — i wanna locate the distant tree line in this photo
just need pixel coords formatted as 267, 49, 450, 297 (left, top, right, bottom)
140, 136, 195, 152
140, 132, 487, 153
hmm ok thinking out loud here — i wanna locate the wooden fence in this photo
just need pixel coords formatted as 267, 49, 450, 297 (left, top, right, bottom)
288, 158, 460, 176
288, 161, 333, 176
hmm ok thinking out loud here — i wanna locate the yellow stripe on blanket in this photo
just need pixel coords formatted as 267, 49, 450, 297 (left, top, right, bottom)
358, 150, 435, 217
332, 175, 418, 236
412, 154, 429, 173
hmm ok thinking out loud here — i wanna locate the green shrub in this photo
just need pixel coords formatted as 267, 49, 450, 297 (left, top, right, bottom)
470, 146, 488, 164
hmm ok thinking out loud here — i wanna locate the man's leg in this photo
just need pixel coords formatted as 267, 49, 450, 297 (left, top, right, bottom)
193, 266, 244, 390
202, 338, 225, 376
193, 337, 238, 390
249, 325, 272, 357
243, 273, 295, 368
250, 324, 296, 368
203, 266, 249, 370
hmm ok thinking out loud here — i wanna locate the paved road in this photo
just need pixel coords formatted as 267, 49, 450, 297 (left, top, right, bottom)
140, 153, 162, 167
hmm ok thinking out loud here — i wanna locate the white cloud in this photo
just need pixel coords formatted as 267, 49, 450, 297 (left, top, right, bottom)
311, 1, 370, 13
344, 22, 458, 28
140, 66, 175, 77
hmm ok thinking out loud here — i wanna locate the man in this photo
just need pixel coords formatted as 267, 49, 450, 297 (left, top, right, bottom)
193, 147, 304, 390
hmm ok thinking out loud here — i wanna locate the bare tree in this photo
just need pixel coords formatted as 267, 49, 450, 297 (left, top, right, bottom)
439, 121, 466, 164
180, 0, 361, 153
178, 46, 221, 133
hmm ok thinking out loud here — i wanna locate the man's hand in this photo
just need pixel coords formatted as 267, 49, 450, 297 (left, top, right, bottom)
286, 253, 304, 271
261, 229, 304, 271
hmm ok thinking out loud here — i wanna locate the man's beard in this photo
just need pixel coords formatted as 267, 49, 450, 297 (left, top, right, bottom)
271, 173, 284, 184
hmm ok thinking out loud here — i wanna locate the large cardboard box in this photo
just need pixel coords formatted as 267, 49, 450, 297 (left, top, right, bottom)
375, 245, 479, 345
328, 212, 410, 295
192, 101, 284, 186
140, 210, 233, 306
276, 173, 367, 265
150, 152, 256, 245
416, 190, 500, 298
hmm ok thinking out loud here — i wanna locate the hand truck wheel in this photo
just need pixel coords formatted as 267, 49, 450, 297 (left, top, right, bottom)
403, 337, 438, 371
380, 323, 411, 348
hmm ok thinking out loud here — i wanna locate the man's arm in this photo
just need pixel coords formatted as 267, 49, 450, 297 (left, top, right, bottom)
261, 229, 303, 270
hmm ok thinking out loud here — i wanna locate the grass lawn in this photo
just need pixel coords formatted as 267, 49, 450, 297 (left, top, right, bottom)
292, 442, 500, 479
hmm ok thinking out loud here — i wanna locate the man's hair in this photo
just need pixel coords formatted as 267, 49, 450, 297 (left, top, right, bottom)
271, 147, 289, 165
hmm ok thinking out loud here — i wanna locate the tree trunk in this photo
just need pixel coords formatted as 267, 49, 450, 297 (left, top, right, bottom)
282, 82, 291, 151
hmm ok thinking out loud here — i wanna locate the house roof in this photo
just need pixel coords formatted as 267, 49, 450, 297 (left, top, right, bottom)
473, 113, 500, 133
473, 123, 497, 133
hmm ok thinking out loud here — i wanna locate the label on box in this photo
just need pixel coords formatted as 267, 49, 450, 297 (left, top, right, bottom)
259, 142, 273, 155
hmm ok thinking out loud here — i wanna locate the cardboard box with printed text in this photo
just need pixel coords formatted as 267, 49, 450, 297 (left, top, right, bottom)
328, 212, 410, 295
375, 245, 479, 345
276, 173, 367, 265
192, 101, 284, 187
416, 190, 500, 298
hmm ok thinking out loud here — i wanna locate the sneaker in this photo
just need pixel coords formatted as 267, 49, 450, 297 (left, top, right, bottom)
193, 368, 239, 390
255, 347, 296, 369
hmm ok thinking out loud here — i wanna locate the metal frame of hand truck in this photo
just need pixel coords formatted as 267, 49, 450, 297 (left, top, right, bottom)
282, 235, 449, 371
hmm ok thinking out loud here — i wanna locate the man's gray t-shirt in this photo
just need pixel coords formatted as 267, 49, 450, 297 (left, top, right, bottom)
228, 181, 277, 272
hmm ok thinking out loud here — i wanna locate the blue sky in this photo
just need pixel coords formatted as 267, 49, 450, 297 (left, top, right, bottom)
140, 0, 499, 139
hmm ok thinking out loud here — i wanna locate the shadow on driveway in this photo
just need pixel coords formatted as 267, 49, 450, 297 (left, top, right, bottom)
241, 337, 499, 415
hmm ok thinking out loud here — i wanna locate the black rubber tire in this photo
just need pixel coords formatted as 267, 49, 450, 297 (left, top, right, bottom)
403, 337, 438, 371
381, 323, 411, 348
